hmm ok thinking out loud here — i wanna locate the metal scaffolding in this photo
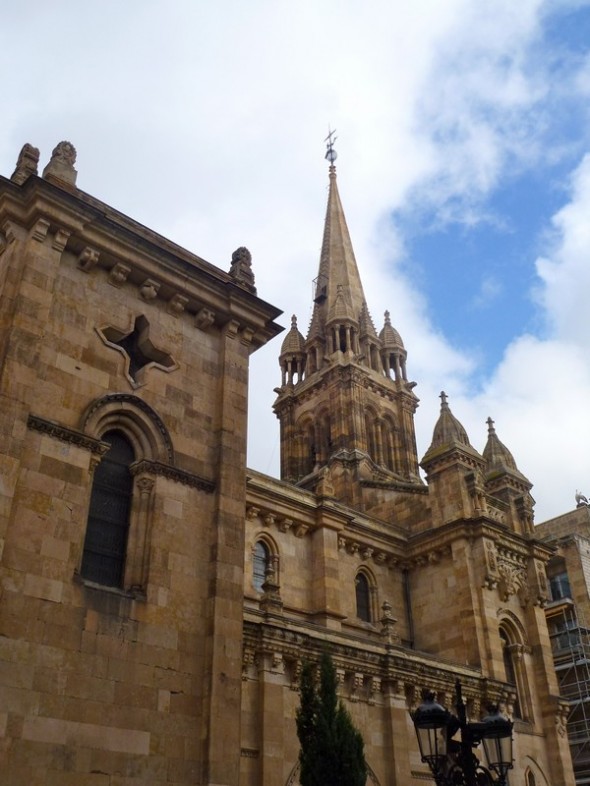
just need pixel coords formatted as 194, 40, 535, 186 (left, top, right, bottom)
547, 599, 590, 785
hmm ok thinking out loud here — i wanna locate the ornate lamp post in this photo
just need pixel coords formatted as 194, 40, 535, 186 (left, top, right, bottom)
411, 680, 513, 786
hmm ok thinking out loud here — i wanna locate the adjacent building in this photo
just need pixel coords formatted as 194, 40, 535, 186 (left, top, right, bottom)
0, 140, 575, 785
537, 504, 590, 785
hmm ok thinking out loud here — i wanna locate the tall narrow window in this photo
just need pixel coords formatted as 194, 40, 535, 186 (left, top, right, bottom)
81, 430, 134, 587
500, 628, 522, 719
253, 541, 271, 592
356, 573, 372, 622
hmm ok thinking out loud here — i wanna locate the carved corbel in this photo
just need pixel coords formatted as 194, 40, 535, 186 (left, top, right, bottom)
139, 279, 160, 300
242, 647, 255, 680
240, 327, 255, 346
263, 513, 276, 528
368, 677, 381, 705
350, 673, 364, 702
2, 220, 18, 245
52, 228, 70, 251
109, 262, 131, 287
290, 659, 302, 691
167, 293, 188, 315
78, 246, 100, 272
31, 218, 50, 242
195, 307, 215, 330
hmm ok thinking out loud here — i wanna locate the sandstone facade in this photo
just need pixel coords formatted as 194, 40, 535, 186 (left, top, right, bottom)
0, 141, 575, 785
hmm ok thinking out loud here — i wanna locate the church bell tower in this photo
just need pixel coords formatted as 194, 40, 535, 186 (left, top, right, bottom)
274, 137, 423, 509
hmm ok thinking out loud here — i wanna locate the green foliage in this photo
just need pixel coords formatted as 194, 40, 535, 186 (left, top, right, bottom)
296, 652, 368, 786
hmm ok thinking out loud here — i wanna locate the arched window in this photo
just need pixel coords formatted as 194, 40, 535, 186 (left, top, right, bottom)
500, 627, 523, 719
355, 572, 372, 622
81, 430, 134, 587
253, 540, 271, 592
525, 770, 536, 786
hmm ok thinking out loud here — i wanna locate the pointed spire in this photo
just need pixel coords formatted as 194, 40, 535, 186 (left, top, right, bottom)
379, 310, 405, 349
280, 315, 305, 355
483, 416, 530, 484
359, 300, 378, 338
279, 314, 306, 387
427, 391, 472, 452
483, 417, 517, 471
306, 155, 375, 339
421, 391, 485, 476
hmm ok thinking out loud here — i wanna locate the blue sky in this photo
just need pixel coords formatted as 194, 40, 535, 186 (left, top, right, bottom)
2, 0, 590, 520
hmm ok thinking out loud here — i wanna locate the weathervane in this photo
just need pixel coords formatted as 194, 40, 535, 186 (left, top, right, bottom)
325, 128, 337, 164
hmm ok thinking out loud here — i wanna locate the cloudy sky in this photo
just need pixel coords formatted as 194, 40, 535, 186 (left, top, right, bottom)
2, 0, 590, 522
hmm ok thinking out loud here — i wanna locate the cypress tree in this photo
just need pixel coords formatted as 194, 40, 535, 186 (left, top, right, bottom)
296, 652, 368, 786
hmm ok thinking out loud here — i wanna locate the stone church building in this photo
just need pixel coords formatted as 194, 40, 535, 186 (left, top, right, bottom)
0, 141, 575, 785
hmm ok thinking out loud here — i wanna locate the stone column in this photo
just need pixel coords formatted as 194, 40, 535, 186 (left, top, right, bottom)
203, 319, 250, 786
382, 678, 414, 785
257, 651, 286, 786
311, 518, 344, 629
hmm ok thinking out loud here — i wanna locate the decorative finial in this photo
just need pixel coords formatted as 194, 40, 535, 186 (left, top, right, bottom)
229, 246, 256, 294
325, 127, 337, 166
440, 391, 449, 408
575, 490, 589, 507
42, 141, 78, 189
487, 416, 496, 434
11, 143, 40, 185
384, 310, 391, 325
291, 314, 298, 328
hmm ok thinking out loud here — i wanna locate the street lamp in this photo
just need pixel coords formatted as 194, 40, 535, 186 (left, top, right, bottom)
411, 680, 513, 786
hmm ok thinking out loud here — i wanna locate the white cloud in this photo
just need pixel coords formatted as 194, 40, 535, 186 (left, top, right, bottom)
536, 153, 590, 347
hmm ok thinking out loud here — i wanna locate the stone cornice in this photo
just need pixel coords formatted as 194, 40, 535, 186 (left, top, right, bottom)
0, 174, 283, 350
242, 616, 508, 708
131, 459, 215, 492
27, 414, 108, 454
407, 517, 538, 565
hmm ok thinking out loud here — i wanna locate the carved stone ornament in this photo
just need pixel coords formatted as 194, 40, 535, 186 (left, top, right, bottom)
556, 701, 570, 737
167, 293, 188, 315
109, 263, 131, 287
27, 414, 108, 455
497, 561, 527, 603
42, 141, 78, 188
195, 307, 215, 330
380, 601, 400, 646
131, 459, 214, 493
139, 279, 160, 301
531, 560, 549, 607
11, 143, 40, 184
52, 229, 70, 252
78, 247, 100, 272
483, 541, 499, 590
229, 246, 256, 293
316, 465, 334, 497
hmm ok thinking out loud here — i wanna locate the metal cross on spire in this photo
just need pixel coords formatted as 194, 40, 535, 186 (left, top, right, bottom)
325, 127, 338, 164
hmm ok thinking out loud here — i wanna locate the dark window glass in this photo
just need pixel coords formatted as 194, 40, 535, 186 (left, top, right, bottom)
549, 572, 571, 601
356, 573, 371, 622
253, 541, 270, 592
81, 431, 134, 587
